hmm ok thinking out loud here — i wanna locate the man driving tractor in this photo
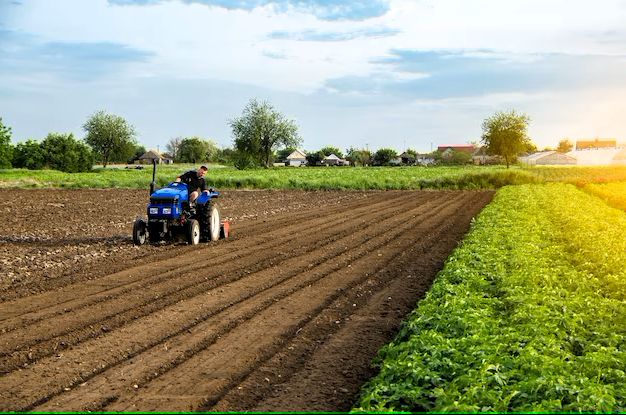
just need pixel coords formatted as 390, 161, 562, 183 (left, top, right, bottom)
174, 165, 208, 204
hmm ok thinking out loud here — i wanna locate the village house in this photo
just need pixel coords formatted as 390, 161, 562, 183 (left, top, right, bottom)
437, 144, 475, 155
137, 149, 171, 164
284, 149, 307, 166
322, 153, 348, 166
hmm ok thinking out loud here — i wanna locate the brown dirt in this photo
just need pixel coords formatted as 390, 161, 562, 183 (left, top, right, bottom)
0, 187, 494, 412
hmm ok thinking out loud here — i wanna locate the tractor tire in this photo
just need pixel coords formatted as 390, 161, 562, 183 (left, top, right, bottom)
199, 199, 220, 242
132, 217, 147, 245
187, 219, 200, 245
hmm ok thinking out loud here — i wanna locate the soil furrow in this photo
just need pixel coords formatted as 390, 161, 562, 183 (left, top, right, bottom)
20, 192, 473, 412
0, 188, 494, 413
0, 192, 429, 370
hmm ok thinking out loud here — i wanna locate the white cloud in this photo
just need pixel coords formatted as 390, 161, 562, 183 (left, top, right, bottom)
2, 0, 626, 154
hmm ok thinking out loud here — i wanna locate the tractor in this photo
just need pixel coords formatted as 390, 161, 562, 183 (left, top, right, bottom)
132, 160, 228, 245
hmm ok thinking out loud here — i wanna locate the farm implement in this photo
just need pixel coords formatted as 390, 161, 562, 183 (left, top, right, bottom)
132, 160, 229, 245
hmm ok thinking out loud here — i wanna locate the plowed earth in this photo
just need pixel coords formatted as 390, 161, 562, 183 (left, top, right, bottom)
0, 188, 494, 413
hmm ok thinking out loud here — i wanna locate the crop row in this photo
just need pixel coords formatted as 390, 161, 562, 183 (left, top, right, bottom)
352, 183, 626, 413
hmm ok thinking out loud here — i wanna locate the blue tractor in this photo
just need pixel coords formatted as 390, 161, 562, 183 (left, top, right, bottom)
132, 161, 224, 245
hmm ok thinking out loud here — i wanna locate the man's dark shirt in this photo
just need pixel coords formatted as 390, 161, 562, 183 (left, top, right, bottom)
178, 170, 206, 193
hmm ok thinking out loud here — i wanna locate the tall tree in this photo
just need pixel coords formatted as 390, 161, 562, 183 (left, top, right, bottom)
229, 99, 302, 168
0, 117, 13, 168
556, 139, 574, 153
82, 110, 137, 167
166, 136, 183, 162
480, 109, 532, 168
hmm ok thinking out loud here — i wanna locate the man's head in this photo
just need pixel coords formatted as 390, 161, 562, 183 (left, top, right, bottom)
196, 165, 208, 178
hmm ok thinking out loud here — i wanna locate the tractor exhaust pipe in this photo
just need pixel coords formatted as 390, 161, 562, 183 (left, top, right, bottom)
150, 158, 157, 194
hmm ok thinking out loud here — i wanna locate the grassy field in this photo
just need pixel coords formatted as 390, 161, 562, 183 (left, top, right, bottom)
2, 163, 626, 190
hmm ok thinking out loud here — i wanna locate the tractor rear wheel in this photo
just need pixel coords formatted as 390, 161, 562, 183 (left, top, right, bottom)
187, 219, 200, 245
132, 217, 147, 245
199, 199, 220, 242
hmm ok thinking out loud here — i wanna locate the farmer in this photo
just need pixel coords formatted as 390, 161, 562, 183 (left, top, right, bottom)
174, 165, 209, 204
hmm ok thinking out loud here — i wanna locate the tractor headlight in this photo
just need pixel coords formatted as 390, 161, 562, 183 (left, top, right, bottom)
162, 207, 172, 215
149, 207, 159, 215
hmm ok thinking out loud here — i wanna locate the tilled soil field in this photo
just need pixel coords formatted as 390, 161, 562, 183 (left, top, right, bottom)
0, 188, 494, 412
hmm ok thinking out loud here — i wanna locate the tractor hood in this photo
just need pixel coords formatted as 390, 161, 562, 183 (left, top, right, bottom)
150, 182, 189, 202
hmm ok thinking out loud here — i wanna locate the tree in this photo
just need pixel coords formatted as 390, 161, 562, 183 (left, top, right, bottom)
346, 147, 371, 166
480, 109, 532, 168
306, 150, 325, 166
319, 146, 343, 159
229, 99, 302, 168
204, 139, 219, 162
0, 117, 13, 168
523, 141, 538, 155
372, 148, 398, 165
82, 110, 138, 167
41, 132, 93, 172
179, 136, 216, 163
405, 148, 418, 157
134, 144, 146, 159
12, 139, 45, 170
166, 136, 183, 162
556, 139, 574, 153
277, 147, 297, 161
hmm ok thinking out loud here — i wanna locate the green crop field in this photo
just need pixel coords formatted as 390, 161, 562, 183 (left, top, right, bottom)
352, 182, 626, 413
2, 163, 626, 190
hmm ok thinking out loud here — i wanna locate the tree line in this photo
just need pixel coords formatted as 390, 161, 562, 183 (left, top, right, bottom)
0, 100, 541, 172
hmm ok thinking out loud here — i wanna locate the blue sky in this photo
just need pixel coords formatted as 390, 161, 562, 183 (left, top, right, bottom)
1, 0, 625, 155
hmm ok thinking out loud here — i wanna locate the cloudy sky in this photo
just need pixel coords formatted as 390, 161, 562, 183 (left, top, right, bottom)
2, 0, 625, 155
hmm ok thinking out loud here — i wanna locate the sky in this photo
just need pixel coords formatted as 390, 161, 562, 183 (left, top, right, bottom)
1, 0, 626, 155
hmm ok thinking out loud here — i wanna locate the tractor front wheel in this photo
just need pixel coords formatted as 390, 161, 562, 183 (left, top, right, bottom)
187, 219, 200, 245
132, 217, 147, 245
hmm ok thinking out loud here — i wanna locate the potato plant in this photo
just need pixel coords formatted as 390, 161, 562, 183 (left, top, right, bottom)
352, 183, 626, 413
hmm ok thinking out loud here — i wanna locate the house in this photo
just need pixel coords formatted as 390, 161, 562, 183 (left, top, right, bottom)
437, 144, 475, 154
138, 149, 167, 164
416, 153, 435, 166
520, 151, 577, 165
575, 138, 617, 150
322, 153, 347, 166
471, 146, 501, 165
285, 149, 307, 166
